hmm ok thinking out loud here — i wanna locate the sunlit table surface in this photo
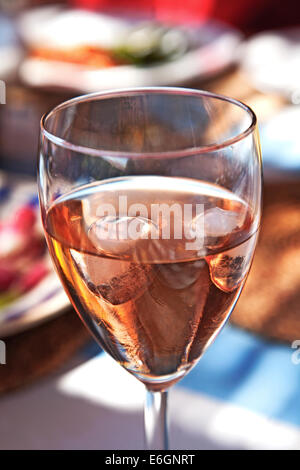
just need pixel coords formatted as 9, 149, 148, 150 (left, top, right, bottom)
1, 324, 300, 450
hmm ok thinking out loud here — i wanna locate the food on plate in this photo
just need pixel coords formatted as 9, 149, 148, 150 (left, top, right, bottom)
0, 204, 50, 308
113, 23, 189, 65
30, 45, 120, 68
19, 8, 190, 68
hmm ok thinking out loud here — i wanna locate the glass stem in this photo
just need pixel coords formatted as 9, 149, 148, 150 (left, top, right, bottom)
144, 390, 169, 450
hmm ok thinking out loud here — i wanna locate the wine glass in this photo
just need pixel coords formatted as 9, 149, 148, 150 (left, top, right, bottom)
38, 87, 262, 450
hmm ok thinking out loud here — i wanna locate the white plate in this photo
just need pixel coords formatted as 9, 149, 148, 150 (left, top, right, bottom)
260, 105, 300, 179
240, 28, 300, 102
18, 7, 242, 92
0, 273, 70, 338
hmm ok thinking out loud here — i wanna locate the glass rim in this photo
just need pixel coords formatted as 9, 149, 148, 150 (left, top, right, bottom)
40, 86, 257, 158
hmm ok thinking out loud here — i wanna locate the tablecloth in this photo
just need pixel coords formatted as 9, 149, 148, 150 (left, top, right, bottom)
1, 324, 299, 450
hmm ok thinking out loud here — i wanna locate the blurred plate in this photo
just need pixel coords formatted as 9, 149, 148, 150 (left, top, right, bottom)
260, 105, 300, 180
18, 7, 242, 92
0, 173, 70, 338
240, 28, 300, 103
0, 274, 70, 338
0, 46, 22, 82
0, 14, 22, 81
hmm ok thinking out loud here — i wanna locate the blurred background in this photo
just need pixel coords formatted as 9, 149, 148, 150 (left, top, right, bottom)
0, 0, 300, 450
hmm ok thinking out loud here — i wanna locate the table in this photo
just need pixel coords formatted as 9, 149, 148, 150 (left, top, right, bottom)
1, 324, 300, 449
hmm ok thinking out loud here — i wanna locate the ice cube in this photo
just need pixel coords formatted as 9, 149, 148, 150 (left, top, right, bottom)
95, 263, 154, 304
70, 249, 154, 304
88, 215, 159, 257
189, 207, 244, 250
206, 235, 257, 293
157, 259, 207, 290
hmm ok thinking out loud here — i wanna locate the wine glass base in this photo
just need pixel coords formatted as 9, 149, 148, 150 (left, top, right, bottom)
133, 367, 189, 392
